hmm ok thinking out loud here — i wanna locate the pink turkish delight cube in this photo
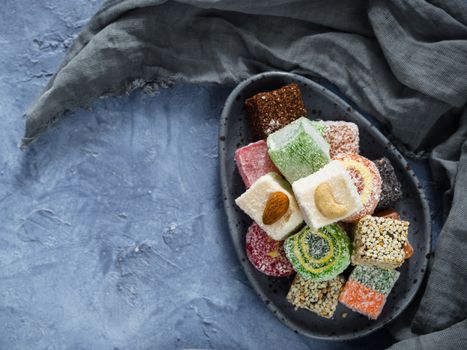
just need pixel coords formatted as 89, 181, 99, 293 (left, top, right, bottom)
235, 140, 278, 188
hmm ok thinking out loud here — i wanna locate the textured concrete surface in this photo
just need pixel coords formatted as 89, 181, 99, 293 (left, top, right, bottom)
0, 1, 442, 349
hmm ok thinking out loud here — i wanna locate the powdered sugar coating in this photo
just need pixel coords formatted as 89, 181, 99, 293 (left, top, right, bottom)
245, 222, 294, 277
235, 173, 304, 240
335, 154, 382, 222
292, 161, 362, 230
235, 140, 278, 188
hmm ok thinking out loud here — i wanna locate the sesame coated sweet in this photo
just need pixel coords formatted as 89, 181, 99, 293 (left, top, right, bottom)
351, 215, 409, 268
374, 209, 414, 260
287, 274, 345, 318
374, 157, 402, 210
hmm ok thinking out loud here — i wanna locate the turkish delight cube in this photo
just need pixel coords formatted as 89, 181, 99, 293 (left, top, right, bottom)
235, 173, 303, 240
267, 117, 330, 183
235, 140, 278, 188
292, 161, 362, 230
339, 265, 399, 319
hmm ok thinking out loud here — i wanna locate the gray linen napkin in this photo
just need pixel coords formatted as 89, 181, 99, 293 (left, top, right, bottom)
22, 0, 467, 348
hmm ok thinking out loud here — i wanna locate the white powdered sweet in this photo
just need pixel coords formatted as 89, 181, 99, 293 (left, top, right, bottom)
235, 172, 304, 240
292, 161, 362, 230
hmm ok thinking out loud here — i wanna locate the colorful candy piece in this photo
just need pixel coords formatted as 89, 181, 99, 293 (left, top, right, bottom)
284, 224, 351, 282
374, 157, 402, 210
244, 83, 307, 139
245, 222, 294, 277
235, 173, 304, 240
351, 215, 409, 268
375, 209, 414, 260
235, 140, 279, 188
348, 265, 400, 294
335, 154, 382, 222
312, 121, 359, 158
339, 265, 399, 319
287, 274, 345, 319
374, 209, 400, 220
339, 280, 385, 319
292, 161, 362, 230
267, 117, 330, 183
404, 241, 414, 259
310, 120, 325, 135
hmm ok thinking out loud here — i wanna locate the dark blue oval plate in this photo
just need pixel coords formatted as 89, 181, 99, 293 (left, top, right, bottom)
219, 72, 430, 340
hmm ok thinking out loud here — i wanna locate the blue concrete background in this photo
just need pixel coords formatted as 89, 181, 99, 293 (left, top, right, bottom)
0, 1, 443, 349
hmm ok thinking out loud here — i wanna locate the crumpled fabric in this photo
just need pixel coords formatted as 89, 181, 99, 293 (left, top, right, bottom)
22, 0, 467, 348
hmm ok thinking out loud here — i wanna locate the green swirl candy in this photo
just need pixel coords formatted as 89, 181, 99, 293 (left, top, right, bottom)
285, 224, 351, 282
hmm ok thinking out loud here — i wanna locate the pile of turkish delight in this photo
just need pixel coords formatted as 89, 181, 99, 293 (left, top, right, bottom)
235, 83, 412, 320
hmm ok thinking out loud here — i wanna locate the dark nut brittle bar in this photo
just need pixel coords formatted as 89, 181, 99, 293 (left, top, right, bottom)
244, 83, 307, 139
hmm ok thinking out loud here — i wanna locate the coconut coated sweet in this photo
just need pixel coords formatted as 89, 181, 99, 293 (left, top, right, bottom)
245, 222, 294, 277
335, 154, 382, 222
235, 140, 279, 188
292, 161, 362, 230
235, 173, 304, 240
267, 117, 330, 183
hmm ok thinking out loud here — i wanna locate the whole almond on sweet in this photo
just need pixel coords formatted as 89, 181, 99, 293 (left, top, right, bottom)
262, 192, 289, 225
